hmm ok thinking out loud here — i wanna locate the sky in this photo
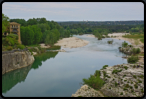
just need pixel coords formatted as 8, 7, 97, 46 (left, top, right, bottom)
2, 2, 144, 21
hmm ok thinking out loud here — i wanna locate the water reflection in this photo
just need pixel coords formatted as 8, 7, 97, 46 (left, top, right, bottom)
2, 52, 59, 94
2, 64, 32, 93
31, 52, 58, 70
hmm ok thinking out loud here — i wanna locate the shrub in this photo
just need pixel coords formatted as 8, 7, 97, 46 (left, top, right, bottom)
94, 70, 100, 77
112, 69, 122, 74
134, 84, 138, 89
127, 55, 138, 63
130, 86, 133, 89
107, 40, 113, 44
124, 66, 128, 70
138, 75, 144, 79
6, 46, 13, 51
122, 41, 128, 47
123, 75, 126, 77
17, 44, 25, 49
125, 84, 130, 88
102, 65, 108, 69
83, 74, 105, 90
109, 87, 111, 89
141, 89, 144, 93
115, 82, 118, 87
131, 82, 133, 84
123, 87, 128, 90
131, 89, 134, 93
133, 75, 137, 79
120, 92, 123, 95
138, 80, 142, 83
124, 80, 127, 82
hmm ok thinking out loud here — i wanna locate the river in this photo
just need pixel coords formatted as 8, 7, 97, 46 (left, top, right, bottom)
2, 34, 131, 97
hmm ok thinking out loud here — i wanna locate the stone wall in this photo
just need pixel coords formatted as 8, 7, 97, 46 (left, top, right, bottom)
2, 49, 34, 75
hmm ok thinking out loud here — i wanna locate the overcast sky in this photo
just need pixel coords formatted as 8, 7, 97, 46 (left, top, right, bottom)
2, 2, 144, 21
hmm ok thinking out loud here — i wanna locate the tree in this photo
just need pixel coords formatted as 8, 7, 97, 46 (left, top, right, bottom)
2, 13, 10, 34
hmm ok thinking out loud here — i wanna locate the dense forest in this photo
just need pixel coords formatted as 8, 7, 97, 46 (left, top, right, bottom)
57, 20, 144, 26
2, 13, 144, 51
9, 18, 71, 45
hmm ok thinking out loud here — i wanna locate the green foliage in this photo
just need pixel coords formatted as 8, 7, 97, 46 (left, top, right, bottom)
122, 41, 128, 47
115, 82, 118, 87
123, 66, 128, 70
127, 55, 138, 63
133, 75, 137, 79
138, 80, 142, 83
2, 13, 10, 34
134, 84, 138, 89
112, 69, 122, 74
82, 71, 105, 90
47, 45, 61, 50
6, 46, 13, 51
107, 40, 113, 44
94, 70, 100, 77
138, 75, 144, 79
131, 48, 141, 55
17, 44, 25, 49
141, 89, 144, 93
120, 92, 123, 95
102, 65, 108, 69
123, 87, 128, 90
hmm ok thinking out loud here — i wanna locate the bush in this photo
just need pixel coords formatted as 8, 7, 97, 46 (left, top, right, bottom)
107, 40, 113, 44
115, 82, 118, 87
17, 44, 25, 49
124, 66, 128, 70
112, 69, 122, 74
138, 75, 144, 79
83, 73, 105, 90
127, 55, 138, 63
6, 46, 13, 51
122, 41, 128, 47
102, 65, 108, 69
94, 70, 100, 77
134, 84, 138, 89
120, 92, 123, 95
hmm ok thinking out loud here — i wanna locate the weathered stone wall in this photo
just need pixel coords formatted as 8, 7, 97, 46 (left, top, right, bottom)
2, 49, 34, 75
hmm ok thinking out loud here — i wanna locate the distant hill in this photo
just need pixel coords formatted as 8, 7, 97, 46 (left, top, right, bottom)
57, 20, 144, 26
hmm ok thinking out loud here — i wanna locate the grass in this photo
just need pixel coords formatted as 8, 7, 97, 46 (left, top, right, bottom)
122, 34, 144, 44
46, 45, 61, 50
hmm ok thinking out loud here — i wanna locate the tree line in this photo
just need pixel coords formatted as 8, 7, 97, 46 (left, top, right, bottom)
9, 17, 71, 46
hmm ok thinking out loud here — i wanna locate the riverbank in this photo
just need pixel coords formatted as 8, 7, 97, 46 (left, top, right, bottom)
72, 33, 144, 97
54, 37, 89, 48
72, 62, 144, 97
108, 33, 144, 62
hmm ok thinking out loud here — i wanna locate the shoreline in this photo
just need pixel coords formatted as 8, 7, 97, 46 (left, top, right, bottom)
72, 33, 144, 97
54, 37, 89, 48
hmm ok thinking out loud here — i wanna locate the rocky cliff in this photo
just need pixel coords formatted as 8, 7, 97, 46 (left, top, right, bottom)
2, 49, 34, 75
71, 62, 144, 97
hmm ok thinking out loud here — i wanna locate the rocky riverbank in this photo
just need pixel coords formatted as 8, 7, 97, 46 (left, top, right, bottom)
71, 62, 144, 97
72, 33, 144, 97
2, 49, 34, 75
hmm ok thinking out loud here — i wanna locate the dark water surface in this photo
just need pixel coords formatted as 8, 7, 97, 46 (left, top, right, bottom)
2, 34, 131, 97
